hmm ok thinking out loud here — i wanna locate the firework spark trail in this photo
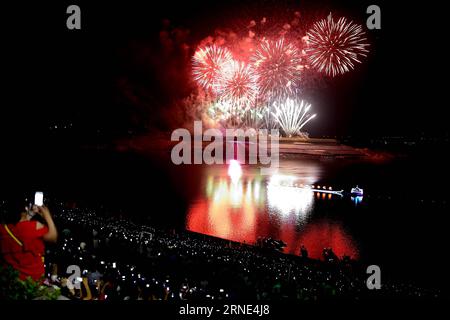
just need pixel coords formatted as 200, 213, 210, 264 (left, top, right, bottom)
251, 38, 303, 101
272, 98, 316, 137
306, 14, 369, 77
218, 60, 259, 110
192, 45, 233, 91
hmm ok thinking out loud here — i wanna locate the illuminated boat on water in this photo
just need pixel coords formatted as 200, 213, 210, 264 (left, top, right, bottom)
350, 186, 364, 196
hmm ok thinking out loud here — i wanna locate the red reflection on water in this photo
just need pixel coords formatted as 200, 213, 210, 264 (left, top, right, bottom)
187, 174, 358, 260
287, 221, 359, 259
187, 177, 260, 244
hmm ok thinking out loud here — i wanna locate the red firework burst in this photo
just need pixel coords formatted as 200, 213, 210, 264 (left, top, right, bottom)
251, 38, 303, 100
306, 14, 369, 77
218, 60, 259, 108
192, 44, 233, 91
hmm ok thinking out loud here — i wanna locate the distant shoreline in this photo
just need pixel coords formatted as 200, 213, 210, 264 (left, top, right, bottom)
114, 134, 388, 161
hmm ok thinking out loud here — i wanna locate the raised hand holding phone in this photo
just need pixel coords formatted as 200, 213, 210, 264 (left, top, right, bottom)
34, 191, 44, 206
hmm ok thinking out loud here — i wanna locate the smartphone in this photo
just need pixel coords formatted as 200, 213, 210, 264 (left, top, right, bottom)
34, 192, 44, 206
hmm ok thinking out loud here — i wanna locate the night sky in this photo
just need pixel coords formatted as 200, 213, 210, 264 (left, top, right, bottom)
3, 0, 448, 147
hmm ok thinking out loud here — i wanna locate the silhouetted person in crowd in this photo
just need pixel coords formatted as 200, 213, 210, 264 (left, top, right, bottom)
300, 245, 308, 259
327, 247, 338, 262
322, 247, 329, 261
0, 195, 58, 281
322, 247, 339, 263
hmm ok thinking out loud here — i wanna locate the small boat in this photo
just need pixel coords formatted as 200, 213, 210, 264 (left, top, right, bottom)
350, 186, 364, 196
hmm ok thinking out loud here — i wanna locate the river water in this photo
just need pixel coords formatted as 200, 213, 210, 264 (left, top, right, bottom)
3, 143, 448, 290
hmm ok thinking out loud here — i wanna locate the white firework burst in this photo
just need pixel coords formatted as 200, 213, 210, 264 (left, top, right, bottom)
272, 98, 316, 137
306, 14, 369, 76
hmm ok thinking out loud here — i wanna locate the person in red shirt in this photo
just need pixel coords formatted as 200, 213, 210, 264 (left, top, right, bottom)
0, 198, 57, 281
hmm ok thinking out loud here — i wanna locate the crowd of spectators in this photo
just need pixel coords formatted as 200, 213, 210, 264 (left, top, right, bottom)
33, 202, 441, 301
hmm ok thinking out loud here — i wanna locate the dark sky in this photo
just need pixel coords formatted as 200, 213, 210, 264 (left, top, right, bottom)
3, 0, 448, 145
